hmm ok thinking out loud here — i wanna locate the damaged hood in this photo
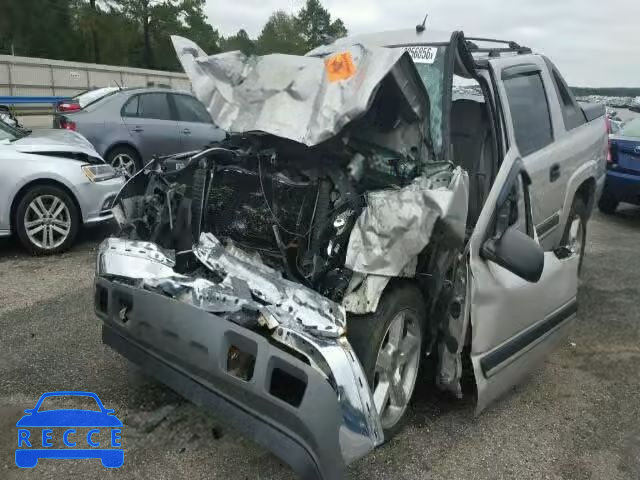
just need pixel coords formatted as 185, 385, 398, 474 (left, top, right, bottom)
172, 35, 425, 147
12, 129, 102, 159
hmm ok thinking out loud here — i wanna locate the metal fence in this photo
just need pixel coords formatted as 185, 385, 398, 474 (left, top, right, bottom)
0, 54, 191, 99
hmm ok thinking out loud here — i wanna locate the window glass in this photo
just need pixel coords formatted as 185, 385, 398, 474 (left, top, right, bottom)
74, 87, 120, 108
122, 95, 139, 117
173, 94, 211, 123
504, 72, 553, 156
138, 93, 172, 120
495, 175, 530, 238
411, 46, 446, 156
620, 118, 640, 138
550, 68, 586, 130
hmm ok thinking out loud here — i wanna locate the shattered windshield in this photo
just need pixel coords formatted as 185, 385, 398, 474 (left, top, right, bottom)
402, 46, 447, 157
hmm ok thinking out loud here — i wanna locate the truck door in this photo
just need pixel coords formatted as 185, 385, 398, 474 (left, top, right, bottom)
488, 57, 567, 250
468, 148, 579, 413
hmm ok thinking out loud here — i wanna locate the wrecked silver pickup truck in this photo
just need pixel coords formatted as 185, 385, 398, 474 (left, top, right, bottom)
94, 28, 599, 479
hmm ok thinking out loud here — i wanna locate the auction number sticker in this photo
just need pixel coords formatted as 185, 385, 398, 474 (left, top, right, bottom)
403, 46, 438, 64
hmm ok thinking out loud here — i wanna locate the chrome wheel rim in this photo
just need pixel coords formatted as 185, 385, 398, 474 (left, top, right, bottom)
568, 216, 584, 256
111, 153, 136, 178
373, 310, 422, 430
24, 195, 71, 250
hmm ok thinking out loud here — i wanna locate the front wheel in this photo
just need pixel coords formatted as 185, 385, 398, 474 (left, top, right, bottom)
347, 283, 426, 440
15, 185, 80, 255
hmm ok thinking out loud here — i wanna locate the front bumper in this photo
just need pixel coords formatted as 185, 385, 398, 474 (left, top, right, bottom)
77, 176, 125, 225
95, 236, 383, 478
97, 278, 345, 478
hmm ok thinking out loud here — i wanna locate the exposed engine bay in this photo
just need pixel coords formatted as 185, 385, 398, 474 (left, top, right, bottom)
98, 35, 471, 466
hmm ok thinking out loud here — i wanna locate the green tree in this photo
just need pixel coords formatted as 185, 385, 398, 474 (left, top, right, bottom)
115, 0, 164, 68
296, 0, 347, 51
256, 11, 305, 55
219, 29, 256, 56
0, 0, 81, 60
181, 0, 221, 54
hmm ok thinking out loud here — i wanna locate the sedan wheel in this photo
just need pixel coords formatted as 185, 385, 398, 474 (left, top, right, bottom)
15, 185, 80, 255
111, 153, 137, 178
24, 195, 72, 250
373, 310, 422, 430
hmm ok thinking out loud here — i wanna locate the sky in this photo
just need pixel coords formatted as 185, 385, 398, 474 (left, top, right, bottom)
203, 0, 639, 88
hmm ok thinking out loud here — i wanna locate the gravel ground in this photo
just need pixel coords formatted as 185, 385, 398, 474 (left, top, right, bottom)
1, 208, 639, 480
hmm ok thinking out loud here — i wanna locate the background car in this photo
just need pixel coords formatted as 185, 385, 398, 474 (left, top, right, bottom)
53, 87, 225, 177
0, 120, 124, 254
599, 117, 640, 213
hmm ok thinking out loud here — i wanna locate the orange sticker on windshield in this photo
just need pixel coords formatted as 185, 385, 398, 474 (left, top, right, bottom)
325, 52, 356, 82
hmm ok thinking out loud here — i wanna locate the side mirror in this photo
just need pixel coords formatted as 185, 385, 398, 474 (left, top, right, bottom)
481, 227, 544, 282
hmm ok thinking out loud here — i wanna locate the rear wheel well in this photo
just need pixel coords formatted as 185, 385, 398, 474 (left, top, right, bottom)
11, 179, 83, 229
104, 143, 141, 162
574, 178, 596, 215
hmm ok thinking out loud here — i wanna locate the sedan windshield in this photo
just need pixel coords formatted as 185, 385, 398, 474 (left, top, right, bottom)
620, 118, 640, 138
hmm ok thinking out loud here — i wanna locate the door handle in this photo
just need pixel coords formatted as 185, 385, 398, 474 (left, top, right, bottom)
549, 164, 561, 182
182, 128, 191, 135
132, 126, 144, 133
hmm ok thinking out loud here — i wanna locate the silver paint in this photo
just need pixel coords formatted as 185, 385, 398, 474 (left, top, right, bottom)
96, 234, 383, 464
172, 35, 413, 147
346, 166, 468, 277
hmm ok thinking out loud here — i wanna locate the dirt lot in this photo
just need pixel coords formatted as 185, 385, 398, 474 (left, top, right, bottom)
1, 207, 639, 480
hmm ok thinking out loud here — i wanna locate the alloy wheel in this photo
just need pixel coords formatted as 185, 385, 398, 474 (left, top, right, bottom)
24, 195, 71, 250
111, 153, 137, 178
372, 310, 422, 430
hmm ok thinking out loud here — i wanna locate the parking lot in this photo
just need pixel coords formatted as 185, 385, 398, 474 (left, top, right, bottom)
0, 206, 638, 479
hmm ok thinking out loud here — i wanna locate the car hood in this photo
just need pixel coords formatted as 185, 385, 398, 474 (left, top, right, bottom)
172, 35, 428, 147
16, 410, 123, 427
12, 129, 102, 160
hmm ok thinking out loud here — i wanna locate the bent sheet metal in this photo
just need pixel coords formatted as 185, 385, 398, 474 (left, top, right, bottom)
171, 35, 418, 147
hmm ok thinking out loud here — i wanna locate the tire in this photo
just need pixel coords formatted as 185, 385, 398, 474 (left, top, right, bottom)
347, 283, 426, 440
15, 184, 80, 255
561, 196, 588, 275
597, 192, 619, 215
106, 145, 141, 179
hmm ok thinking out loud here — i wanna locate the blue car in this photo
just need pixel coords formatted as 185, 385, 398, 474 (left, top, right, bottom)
599, 117, 640, 214
15, 391, 123, 468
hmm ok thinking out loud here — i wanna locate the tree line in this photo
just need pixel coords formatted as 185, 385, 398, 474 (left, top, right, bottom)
0, 0, 347, 71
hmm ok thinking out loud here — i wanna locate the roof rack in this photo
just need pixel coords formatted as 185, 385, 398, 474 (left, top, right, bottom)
465, 37, 532, 56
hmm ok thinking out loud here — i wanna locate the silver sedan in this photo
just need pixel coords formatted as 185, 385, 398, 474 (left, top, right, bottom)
0, 121, 125, 254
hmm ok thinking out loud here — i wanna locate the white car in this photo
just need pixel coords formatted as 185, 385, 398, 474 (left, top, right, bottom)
0, 121, 125, 254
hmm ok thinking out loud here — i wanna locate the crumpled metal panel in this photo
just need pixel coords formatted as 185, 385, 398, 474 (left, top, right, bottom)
194, 233, 346, 338
172, 35, 410, 147
97, 237, 177, 279
346, 166, 468, 277
342, 274, 391, 314
96, 234, 383, 464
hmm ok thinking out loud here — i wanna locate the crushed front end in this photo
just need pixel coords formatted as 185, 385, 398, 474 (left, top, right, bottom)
95, 36, 469, 479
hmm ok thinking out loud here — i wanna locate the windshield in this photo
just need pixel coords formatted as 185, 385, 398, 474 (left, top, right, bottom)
620, 118, 640, 138
74, 87, 120, 108
400, 46, 447, 157
0, 120, 18, 142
